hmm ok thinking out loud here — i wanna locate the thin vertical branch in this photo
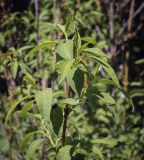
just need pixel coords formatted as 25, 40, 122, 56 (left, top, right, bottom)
108, 0, 115, 55
123, 0, 135, 90
34, 0, 40, 44
62, 84, 70, 146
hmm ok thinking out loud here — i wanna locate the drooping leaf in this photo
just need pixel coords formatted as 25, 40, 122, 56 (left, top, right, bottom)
35, 88, 53, 122
57, 145, 72, 160
57, 40, 73, 60
50, 106, 63, 135
26, 138, 44, 159
57, 59, 74, 84
5, 96, 30, 126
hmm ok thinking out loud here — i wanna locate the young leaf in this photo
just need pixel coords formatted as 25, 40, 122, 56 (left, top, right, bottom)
26, 138, 44, 159
81, 37, 96, 45
21, 100, 34, 118
24, 72, 36, 87
57, 59, 74, 84
59, 98, 78, 106
92, 146, 104, 160
57, 145, 72, 160
56, 24, 68, 40
5, 96, 30, 126
53, 91, 67, 98
35, 88, 53, 122
10, 59, 18, 79
50, 106, 63, 135
65, 15, 74, 33
57, 40, 73, 60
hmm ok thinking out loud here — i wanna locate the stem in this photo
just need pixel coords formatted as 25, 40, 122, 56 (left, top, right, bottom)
62, 84, 70, 146
62, 105, 70, 146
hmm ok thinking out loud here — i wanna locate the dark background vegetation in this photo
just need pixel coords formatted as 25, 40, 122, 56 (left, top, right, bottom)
0, 0, 144, 159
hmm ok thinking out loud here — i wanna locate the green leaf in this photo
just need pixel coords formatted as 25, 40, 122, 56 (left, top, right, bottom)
88, 54, 120, 87
10, 59, 18, 79
20, 130, 44, 152
57, 40, 73, 60
81, 37, 96, 44
53, 91, 67, 97
24, 72, 36, 87
26, 138, 44, 159
66, 67, 84, 95
56, 24, 68, 40
35, 88, 53, 122
65, 15, 74, 33
91, 138, 118, 147
50, 106, 63, 135
5, 96, 30, 126
57, 59, 74, 84
97, 92, 116, 105
27, 40, 59, 57
57, 145, 72, 160
92, 146, 104, 160
59, 98, 78, 106
21, 100, 34, 118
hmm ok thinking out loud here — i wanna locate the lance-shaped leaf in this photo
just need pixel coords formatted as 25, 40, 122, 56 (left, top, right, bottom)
59, 98, 78, 107
35, 88, 53, 122
91, 138, 118, 147
5, 96, 30, 126
92, 146, 104, 160
24, 72, 36, 87
57, 59, 74, 84
26, 138, 44, 159
57, 145, 72, 160
10, 59, 18, 79
57, 40, 73, 59
56, 24, 68, 40
21, 100, 34, 118
50, 106, 63, 136
27, 40, 59, 57
20, 130, 44, 152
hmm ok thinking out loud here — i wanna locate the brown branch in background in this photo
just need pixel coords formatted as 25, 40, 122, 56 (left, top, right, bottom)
4, 70, 15, 160
34, 0, 40, 44
117, 1, 144, 37
123, 0, 135, 91
108, 0, 115, 55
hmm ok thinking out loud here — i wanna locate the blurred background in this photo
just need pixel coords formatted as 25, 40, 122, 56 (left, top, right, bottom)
0, 0, 144, 159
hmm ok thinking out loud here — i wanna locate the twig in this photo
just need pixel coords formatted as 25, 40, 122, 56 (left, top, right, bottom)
117, 1, 144, 37
62, 84, 70, 146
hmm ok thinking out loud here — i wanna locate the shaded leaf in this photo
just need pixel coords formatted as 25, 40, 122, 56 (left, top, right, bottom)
50, 106, 63, 135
